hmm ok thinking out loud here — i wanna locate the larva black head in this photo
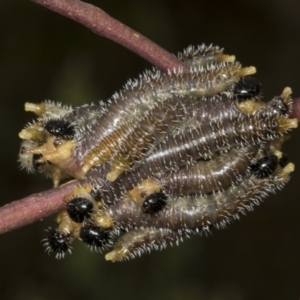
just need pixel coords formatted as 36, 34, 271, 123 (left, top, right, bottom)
142, 192, 167, 214
80, 225, 111, 249
43, 228, 72, 259
234, 77, 262, 101
66, 197, 94, 223
44, 119, 75, 140
250, 155, 278, 178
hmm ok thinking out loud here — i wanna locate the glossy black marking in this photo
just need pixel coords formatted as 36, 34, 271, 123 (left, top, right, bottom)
142, 191, 167, 214
66, 197, 94, 223
43, 228, 72, 259
80, 225, 111, 249
250, 155, 278, 179
45, 119, 75, 139
234, 77, 262, 100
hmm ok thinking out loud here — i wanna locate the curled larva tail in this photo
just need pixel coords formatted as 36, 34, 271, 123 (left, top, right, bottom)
177, 44, 236, 67
105, 228, 182, 262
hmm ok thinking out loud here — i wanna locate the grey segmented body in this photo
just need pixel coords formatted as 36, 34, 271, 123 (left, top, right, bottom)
158, 145, 258, 196
103, 157, 293, 261
83, 145, 258, 205
142, 112, 284, 173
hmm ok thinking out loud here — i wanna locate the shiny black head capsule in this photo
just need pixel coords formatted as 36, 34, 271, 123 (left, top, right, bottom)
43, 228, 72, 259
66, 197, 94, 223
80, 225, 111, 249
45, 119, 75, 139
250, 155, 278, 178
142, 191, 167, 214
234, 77, 262, 101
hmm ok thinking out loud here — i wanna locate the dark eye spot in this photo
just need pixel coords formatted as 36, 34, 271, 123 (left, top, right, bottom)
142, 191, 167, 214
250, 155, 278, 178
45, 119, 75, 139
234, 77, 262, 101
66, 197, 94, 223
80, 225, 111, 248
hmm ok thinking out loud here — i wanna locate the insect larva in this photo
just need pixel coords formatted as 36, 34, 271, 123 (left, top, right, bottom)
18, 44, 257, 185
80, 108, 295, 205
102, 145, 258, 206
177, 44, 236, 67
142, 112, 295, 173
82, 65, 255, 176
79, 145, 257, 207
110, 156, 293, 230
90, 94, 245, 181
102, 157, 294, 261
105, 228, 182, 262
48, 153, 293, 261
158, 145, 258, 197
18, 44, 296, 261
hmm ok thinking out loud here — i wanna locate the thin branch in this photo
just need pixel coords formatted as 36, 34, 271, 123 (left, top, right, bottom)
31, 0, 189, 72
0, 0, 299, 236
289, 98, 300, 120
0, 180, 77, 234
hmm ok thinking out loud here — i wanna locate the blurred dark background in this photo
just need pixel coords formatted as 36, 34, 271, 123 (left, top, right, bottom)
1, 1, 300, 299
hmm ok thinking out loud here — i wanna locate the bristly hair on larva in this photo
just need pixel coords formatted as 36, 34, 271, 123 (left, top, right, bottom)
16, 44, 297, 261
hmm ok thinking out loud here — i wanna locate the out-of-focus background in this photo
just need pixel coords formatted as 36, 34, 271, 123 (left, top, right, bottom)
1, 1, 300, 299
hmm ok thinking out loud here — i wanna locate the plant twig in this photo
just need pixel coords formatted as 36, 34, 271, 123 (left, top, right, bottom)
0, 180, 77, 234
31, 0, 189, 72
289, 98, 300, 120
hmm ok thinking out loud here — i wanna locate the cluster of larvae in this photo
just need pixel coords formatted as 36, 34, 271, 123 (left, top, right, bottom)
18, 45, 297, 262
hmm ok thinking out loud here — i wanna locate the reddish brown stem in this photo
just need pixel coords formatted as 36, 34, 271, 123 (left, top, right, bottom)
0, 180, 78, 235
31, 0, 189, 72
289, 98, 300, 120
0, 0, 299, 236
